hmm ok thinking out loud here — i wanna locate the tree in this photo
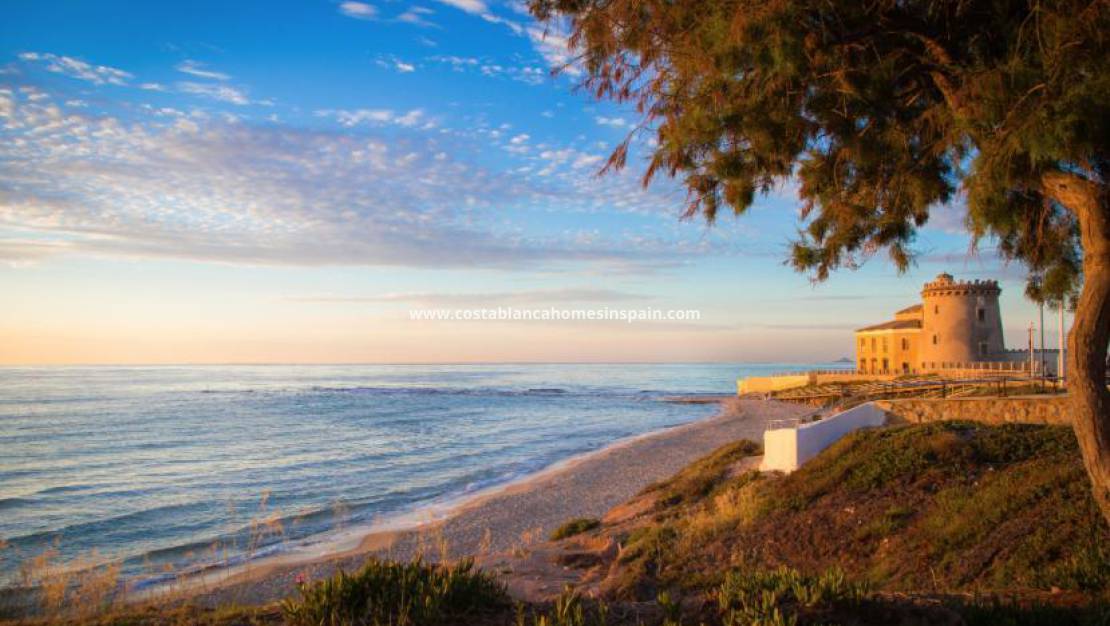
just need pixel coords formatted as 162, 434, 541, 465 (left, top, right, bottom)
530, 0, 1110, 518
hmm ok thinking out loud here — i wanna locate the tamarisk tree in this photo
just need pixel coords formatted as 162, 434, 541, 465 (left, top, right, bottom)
530, 0, 1110, 518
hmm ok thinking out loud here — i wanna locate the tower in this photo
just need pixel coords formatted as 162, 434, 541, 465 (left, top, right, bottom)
918, 273, 1005, 368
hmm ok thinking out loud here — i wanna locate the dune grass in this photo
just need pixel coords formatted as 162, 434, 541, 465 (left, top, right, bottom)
550, 519, 601, 541
281, 557, 507, 626
607, 422, 1110, 599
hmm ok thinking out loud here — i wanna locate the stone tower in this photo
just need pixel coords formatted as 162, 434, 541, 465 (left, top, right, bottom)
918, 273, 1005, 367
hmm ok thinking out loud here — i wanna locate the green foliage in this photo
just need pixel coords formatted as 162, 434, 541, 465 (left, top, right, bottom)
280, 557, 507, 626
642, 439, 761, 509
952, 597, 1110, 626
605, 422, 1110, 597
516, 587, 610, 626
550, 518, 601, 541
531, 0, 1108, 305
716, 567, 868, 626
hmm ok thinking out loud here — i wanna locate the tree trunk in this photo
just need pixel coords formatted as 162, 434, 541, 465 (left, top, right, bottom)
1043, 171, 1110, 523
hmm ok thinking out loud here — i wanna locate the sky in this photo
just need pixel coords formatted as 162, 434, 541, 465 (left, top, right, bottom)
0, 0, 1066, 364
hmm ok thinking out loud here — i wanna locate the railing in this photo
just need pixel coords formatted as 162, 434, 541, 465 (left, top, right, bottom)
766, 361, 1044, 379
763, 368, 856, 377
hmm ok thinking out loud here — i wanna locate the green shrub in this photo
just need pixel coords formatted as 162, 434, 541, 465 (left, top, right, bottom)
716, 567, 868, 626
281, 557, 507, 626
515, 587, 611, 626
550, 518, 601, 541
952, 596, 1110, 626
644, 439, 761, 509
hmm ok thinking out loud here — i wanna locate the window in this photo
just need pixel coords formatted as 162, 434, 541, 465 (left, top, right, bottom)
871, 338, 876, 351
859, 360, 866, 372
977, 308, 985, 322
934, 305, 939, 314
882, 358, 889, 372
901, 338, 909, 350
932, 334, 938, 345
882, 337, 888, 353
859, 337, 865, 349
979, 341, 989, 357
902, 362, 910, 374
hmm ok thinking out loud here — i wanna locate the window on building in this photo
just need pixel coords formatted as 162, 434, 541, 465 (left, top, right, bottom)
859, 360, 866, 372
934, 305, 939, 314
882, 358, 889, 372
871, 338, 876, 351
901, 338, 909, 350
977, 308, 985, 322
979, 341, 988, 357
932, 334, 938, 345
859, 337, 865, 349
902, 362, 910, 374
871, 358, 877, 372
882, 337, 888, 352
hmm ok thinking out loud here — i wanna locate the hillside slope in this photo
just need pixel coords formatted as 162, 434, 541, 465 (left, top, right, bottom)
539, 421, 1110, 601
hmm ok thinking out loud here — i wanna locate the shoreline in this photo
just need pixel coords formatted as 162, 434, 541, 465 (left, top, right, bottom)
132, 395, 726, 601
173, 396, 812, 608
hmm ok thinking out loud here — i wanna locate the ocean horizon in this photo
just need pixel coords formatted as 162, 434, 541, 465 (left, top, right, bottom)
0, 363, 839, 590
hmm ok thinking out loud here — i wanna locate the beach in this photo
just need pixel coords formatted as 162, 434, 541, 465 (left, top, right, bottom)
190, 397, 811, 607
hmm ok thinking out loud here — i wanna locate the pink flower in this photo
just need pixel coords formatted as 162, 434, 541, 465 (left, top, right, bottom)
294, 572, 307, 585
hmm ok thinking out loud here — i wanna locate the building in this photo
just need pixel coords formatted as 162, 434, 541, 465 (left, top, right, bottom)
856, 273, 1054, 375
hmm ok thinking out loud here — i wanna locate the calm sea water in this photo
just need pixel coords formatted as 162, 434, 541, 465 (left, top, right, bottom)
0, 363, 832, 588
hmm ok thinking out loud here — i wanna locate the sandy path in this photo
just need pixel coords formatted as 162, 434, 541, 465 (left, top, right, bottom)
189, 397, 810, 607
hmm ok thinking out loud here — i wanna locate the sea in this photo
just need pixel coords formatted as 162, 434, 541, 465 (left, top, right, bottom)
0, 363, 836, 590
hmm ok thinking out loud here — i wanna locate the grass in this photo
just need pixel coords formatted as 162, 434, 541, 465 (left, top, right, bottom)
281, 557, 507, 626
601, 422, 1110, 599
550, 519, 601, 541
640, 439, 761, 509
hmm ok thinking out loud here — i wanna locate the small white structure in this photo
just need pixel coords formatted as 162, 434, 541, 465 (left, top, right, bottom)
761, 403, 888, 473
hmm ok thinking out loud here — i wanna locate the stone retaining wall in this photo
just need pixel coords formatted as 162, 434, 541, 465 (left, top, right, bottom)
875, 395, 1072, 426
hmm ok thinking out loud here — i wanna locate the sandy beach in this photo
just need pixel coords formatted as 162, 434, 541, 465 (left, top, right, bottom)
187, 397, 811, 607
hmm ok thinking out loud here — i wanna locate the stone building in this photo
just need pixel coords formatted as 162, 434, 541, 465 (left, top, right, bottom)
855, 273, 1049, 375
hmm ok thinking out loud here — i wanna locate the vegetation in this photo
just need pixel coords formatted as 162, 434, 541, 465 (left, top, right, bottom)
640, 439, 761, 509
603, 423, 1110, 599
529, 0, 1110, 527
550, 519, 601, 541
716, 567, 868, 626
281, 557, 507, 626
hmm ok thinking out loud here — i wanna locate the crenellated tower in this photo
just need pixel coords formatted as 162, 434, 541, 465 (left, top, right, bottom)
917, 273, 1005, 368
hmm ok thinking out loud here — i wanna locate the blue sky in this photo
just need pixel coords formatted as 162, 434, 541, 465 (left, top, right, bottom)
0, 0, 1062, 364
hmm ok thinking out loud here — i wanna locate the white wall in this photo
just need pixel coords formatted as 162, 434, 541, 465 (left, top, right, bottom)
760, 402, 888, 473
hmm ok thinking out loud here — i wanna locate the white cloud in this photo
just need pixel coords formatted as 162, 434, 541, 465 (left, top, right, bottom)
317, 108, 427, 128
178, 82, 250, 105
397, 6, 435, 26
595, 116, 628, 128
573, 153, 603, 169
175, 60, 230, 81
339, 1, 378, 19
509, 133, 529, 145
434, 0, 487, 14
139, 82, 167, 91
0, 94, 686, 271
395, 61, 416, 73
526, 26, 581, 76
290, 287, 653, 305
18, 51, 132, 85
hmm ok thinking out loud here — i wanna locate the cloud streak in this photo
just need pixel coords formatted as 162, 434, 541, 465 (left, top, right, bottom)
17, 52, 132, 85
0, 86, 694, 271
